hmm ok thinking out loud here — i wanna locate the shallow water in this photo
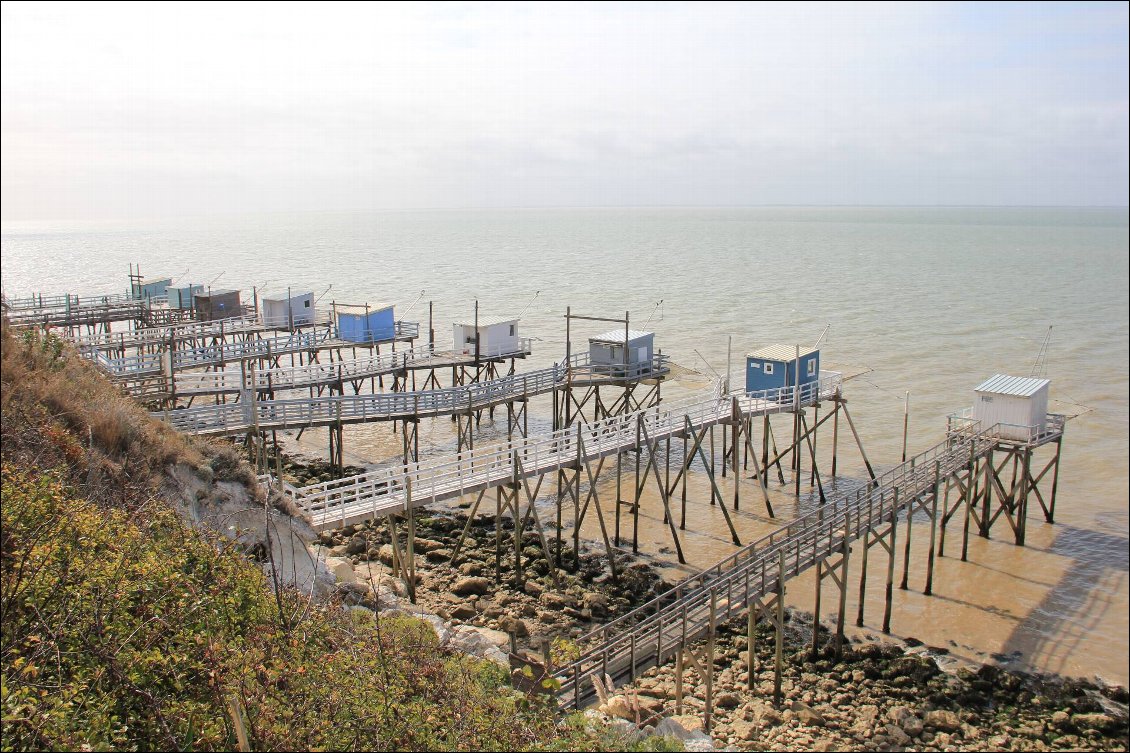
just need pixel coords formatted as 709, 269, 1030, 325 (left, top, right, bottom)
3, 206, 1127, 684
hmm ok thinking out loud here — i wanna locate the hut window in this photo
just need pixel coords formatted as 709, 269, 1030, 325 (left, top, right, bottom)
807, 360, 816, 377
509, 324, 515, 336
764, 362, 775, 375
304, 299, 310, 308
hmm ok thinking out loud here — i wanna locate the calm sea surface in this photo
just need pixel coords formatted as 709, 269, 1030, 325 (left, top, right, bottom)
3, 207, 1127, 684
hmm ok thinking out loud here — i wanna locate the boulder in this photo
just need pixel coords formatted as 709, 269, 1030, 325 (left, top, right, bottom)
450, 604, 477, 621
792, 701, 826, 727
582, 591, 610, 616
344, 534, 367, 556
715, 691, 741, 709
453, 576, 492, 596
499, 616, 529, 638
413, 537, 445, 553
884, 723, 911, 746
730, 719, 759, 742
924, 709, 961, 732
524, 580, 544, 598
1071, 712, 1119, 733
654, 715, 705, 739
539, 592, 570, 609
324, 556, 357, 585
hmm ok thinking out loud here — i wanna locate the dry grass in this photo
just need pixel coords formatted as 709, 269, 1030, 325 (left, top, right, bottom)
1, 320, 211, 509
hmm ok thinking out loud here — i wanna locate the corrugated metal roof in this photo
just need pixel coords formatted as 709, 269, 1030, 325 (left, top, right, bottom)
589, 329, 654, 344
974, 374, 1050, 397
196, 289, 239, 297
452, 315, 519, 328
259, 290, 313, 301
747, 344, 819, 362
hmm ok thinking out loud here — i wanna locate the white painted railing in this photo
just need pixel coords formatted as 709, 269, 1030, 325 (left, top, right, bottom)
154, 353, 674, 433
282, 373, 842, 531
553, 422, 1003, 707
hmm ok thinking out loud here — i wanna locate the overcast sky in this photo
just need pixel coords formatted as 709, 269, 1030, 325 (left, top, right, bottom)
1, 1, 1127, 220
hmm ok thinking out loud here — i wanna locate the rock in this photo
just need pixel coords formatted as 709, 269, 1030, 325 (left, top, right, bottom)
324, 556, 356, 584
452, 576, 491, 596
344, 534, 367, 556
887, 705, 915, 725
582, 591, 610, 616
447, 625, 509, 666
499, 616, 529, 637
654, 715, 705, 739
524, 580, 544, 598
924, 709, 961, 732
425, 548, 452, 563
450, 604, 477, 620
458, 562, 484, 576
884, 723, 912, 746
934, 732, 953, 748
715, 691, 741, 709
791, 701, 826, 727
1071, 712, 1119, 733
729, 719, 759, 742
901, 716, 924, 737
413, 537, 445, 553
812, 741, 834, 752
539, 592, 569, 609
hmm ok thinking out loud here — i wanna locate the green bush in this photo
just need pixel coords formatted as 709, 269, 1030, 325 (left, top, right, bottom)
0, 465, 570, 751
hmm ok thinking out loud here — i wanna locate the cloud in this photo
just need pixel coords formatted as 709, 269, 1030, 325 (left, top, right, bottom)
2, 1, 1127, 219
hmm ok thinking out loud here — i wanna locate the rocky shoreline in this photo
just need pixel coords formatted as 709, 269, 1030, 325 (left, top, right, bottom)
281, 450, 1129, 751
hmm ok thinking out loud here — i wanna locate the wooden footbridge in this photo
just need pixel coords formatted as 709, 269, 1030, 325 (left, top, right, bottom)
282, 374, 841, 537
153, 350, 663, 435
549, 411, 1065, 721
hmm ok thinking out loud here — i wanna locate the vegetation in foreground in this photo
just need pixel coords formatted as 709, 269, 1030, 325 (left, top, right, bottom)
0, 323, 676, 751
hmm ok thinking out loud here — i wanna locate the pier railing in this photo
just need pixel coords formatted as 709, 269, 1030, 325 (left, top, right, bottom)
552, 424, 993, 709
154, 352, 674, 433
280, 373, 841, 530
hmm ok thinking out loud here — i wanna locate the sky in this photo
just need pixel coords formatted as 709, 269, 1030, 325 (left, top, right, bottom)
1, 1, 1127, 220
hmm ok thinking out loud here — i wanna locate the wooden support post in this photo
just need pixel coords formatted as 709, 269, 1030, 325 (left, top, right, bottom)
747, 602, 757, 690
704, 591, 717, 733
925, 461, 941, 596
811, 560, 822, 657
774, 549, 786, 707
835, 513, 851, 657
899, 485, 913, 591
1046, 437, 1062, 523
675, 647, 685, 715
842, 401, 877, 485
883, 488, 898, 634
856, 526, 870, 627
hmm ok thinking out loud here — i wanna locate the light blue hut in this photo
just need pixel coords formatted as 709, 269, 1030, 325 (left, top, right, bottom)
745, 344, 820, 396
588, 330, 655, 376
336, 304, 395, 343
130, 277, 172, 302
168, 284, 204, 310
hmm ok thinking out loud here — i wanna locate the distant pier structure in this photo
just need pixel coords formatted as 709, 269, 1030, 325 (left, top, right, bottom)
6, 271, 1076, 733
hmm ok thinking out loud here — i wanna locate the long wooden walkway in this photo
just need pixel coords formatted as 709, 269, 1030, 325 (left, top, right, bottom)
154, 352, 669, 434
551, 414, 1066, 710
163, 339, 537, 397
280, 375, 840, 531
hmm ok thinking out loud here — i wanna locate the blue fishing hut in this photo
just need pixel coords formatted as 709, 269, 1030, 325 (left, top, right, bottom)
336, 304, 395, 343
130, 277, 172, 302
167, 284, 204, 310
745, 344, 820, 395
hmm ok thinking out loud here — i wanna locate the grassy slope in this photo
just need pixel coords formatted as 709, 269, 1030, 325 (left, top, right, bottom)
0, 323, 655, 751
